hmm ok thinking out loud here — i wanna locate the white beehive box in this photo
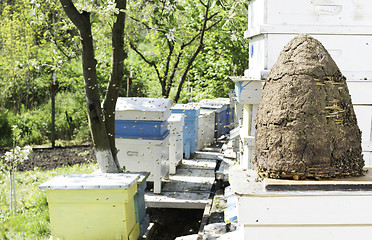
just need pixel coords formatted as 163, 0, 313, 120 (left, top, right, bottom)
168, 114, 185, 174
115, 97, 173, 121
116, 136, 170, 194
197, 109, 216, 150
247, 33, 372, 81
248, 0, 372, 32
347, 80, 372, 105
354, 105, 372, 166
229, 167, 372, 240
230, 77, 264, 104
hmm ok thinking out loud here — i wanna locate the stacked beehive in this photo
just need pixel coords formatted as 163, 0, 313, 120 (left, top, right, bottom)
236, 0, 372, 167
115, 97, 173, 194
172, 104, 200, 159
167, 113, 185, 174
199, 99, 231, 138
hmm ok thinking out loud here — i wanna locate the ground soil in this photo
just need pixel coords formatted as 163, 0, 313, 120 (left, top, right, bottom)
0, 145, 97, 171
0, 145, 202, 240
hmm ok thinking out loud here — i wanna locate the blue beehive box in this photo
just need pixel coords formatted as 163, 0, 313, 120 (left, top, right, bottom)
115, 97, 173, 139
115, 120, 169, 140
128, 172, 150, 237
199, 100, 229, 138
171, 103, 200, 159
215, 98, 233, 129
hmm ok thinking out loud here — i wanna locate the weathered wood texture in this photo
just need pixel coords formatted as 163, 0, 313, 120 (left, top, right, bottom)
145, 159, 216, 209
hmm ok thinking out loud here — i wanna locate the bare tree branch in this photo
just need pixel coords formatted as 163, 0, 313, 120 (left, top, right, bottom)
174, 0, 213, 102
165, 50, 183, 96
198, 0, 207, 8
129, 41, 162, 84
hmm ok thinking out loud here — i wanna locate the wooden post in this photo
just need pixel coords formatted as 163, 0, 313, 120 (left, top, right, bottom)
51, 71, 57, 148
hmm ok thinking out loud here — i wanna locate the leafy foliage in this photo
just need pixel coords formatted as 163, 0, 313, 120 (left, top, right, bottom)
0, 0, 248, 146
183, 0, 249, 102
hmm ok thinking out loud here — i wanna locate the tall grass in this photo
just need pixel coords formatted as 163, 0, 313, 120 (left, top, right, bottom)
0, 163, 99, 240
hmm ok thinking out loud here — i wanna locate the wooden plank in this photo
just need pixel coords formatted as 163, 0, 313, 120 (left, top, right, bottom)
238, 195, 372, 225
243, 225, 372, 240
265, 166, 372, 191
180, 159, 216, 170
168, 168, 215, 184
216, 160, 229, 182
194, 151, 223, 160
161, 181, 212, 193
145, 191, 209, 209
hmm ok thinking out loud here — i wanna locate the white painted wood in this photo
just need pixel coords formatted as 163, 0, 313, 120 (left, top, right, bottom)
116, 136, 170, 194
230, 77, 264, 105
347, 81, 372, 104
247, 25, 372, 37
180, 159, 216, 170
230, 165, 372, 240
145, 191, 209, 209
144, 157, 216, 209
169, 168, 215, 183
353, 105, 372, 143
248, 34, 372, 81
250, 105, 258, 136
248, 0, 372, 31
233, 100, 244, 128
238, 194, 372, 225
364, 151, 372, 166
243, 225, 372, 240
194, 151, 222, 160
242, 136, 255, 170
240, 104, 250, 141
115, 97, 173, 121
197, 110, 215, 150
168, 114, 185, 174
240, 104, 259, 141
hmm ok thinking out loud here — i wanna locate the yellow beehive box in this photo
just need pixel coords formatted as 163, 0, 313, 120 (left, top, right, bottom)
39, 174, 141, 240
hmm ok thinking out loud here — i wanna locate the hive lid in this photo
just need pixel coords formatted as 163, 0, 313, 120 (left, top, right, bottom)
124, 172, 150, 184
172, 103, 200, 111
115, 97, 173, 121
200, 109, 216, 116
199, 103, 227, 112
39, 173, 140, 190
168, 113, 185, 123
200, 98, 230, 105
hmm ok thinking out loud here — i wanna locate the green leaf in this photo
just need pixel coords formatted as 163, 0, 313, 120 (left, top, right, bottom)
176, 5, 185, 11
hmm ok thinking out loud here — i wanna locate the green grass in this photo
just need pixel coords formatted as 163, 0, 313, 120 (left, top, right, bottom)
0, 163, 99, 240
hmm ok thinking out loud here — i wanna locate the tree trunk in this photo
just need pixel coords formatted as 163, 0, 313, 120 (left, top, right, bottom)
59, 0, 120, 173
102, 0, 127, 168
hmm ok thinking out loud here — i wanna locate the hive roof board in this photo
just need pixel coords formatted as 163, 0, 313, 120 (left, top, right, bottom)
168, 113, 185, 123
115, 97, 174, 121
172, 103, 200, 110
39, 174, 140, 190
172, 104, 201, 121
201, 98, 230, 105
168, 113, 185, 132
